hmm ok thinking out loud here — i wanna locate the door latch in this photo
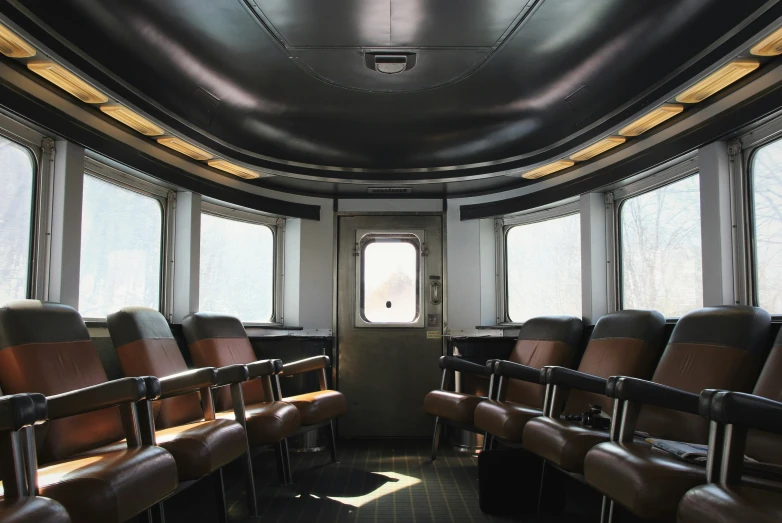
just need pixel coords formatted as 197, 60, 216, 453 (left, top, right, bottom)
421, 243, 429, 257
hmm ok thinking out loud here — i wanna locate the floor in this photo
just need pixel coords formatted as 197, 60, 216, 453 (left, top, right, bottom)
162, 439, 602, 523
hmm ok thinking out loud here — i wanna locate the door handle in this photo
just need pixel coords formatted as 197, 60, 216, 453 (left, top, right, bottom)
430, 279, 442, 305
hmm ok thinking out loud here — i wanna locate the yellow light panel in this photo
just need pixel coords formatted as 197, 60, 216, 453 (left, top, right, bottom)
619, 104, 684, 137
157, 137, 213, 161
570, 136, 626, 162
751, 27, 782, 56
0, 22, 35, 58
521, 160, 575, 180
100, 105, 164, 136
27, 61, 107, 104
675, 60, 760, 104
208, 159, 261, 179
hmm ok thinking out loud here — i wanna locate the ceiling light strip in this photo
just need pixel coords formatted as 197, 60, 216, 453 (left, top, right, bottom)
521, 160, 575, 180
208, 159, 262, 179
101, 105, 164, 136
157, 137, 213, 161
27, 61, 108, 104
570, 137, 626, 162
675, 60, 759, 104
0, 22, 35, 58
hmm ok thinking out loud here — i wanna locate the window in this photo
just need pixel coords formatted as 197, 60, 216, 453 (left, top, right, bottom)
506, 213, 582, 322
0, 136, 35, 305
750, 138, 782, 312
619, 174, 702, 317
361, 237, 419, 323
79, 174, 164, 318
199, 212, 274, 323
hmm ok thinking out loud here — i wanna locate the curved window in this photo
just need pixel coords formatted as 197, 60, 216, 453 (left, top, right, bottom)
506, 213, 582, 322
620, 174, 702, 317
199, 212, 274, 323
751, 138, 782, 312
0, 137, 35, 305
79, 175, 163, 318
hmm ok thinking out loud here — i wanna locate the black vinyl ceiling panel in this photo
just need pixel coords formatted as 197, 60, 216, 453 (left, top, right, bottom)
5, 0, 780, 195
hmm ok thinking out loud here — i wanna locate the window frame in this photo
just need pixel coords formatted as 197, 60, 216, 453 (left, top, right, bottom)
496, 201, 581, 325
81, 158, 174, 320
608, 158, 701, 317
199, 201, 284, 326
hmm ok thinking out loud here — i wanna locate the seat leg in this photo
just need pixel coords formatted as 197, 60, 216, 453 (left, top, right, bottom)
274, 442, 287, 484
482, 433, 493, 452
327, 420, 338, 463
282, 438, 293, 484
536, 460, 546, 514
242, 442, 258, 516
431, 417, 442, 461
143, 502, 165, 523
215, 469, 228, 523
600, 497, 615, 523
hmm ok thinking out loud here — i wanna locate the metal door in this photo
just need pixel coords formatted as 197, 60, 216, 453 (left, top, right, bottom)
337, 215, 443, 437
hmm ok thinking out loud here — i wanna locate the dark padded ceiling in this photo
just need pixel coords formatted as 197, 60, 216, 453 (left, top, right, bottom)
5, 0, 780, 197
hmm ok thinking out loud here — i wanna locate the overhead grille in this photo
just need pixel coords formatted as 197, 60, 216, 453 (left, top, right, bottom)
367, 187, 412, 194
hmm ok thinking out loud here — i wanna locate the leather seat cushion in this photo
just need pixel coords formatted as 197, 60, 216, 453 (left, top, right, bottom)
584, 441, 705, 522
218, 401, 300, 445
678, 484, 782, 523
0, 497, 71, 523
523, 417, 610, 473
38, 446, 178, 523
284, 390, 347, 425
473, 400, 542, 442
423, 391, 486, 424
154, 419, 246, 480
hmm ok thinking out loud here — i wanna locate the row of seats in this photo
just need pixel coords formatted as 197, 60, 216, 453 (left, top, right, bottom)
0, 300, 347, 523
424, 306, 782, 522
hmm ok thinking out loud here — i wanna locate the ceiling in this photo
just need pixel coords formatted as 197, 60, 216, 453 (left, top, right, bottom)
3, 0, 782, 198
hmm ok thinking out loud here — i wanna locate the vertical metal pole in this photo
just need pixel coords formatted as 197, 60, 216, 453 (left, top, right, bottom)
231, 383, 258, 516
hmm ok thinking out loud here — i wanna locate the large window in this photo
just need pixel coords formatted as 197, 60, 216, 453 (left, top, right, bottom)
620, 174, 702, 317
506, 213, 582, 322
200, 211, 275, 323
750, 138, 782, 312
0, 137, 35, 305
79, 174, 164, 318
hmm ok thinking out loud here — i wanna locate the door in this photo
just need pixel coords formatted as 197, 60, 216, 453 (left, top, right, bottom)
337, 215, 443, 437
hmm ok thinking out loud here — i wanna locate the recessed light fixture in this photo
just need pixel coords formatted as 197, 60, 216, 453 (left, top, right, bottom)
100, 105, 164, 136
157, 137, 213, 161
0, 22, 35, 58
521, 160, 575, 180
208, 159, 261, 180
751, 26, 782, 56
27, 61, 108, 104
619, 104, 684, 137
570, 137, 626, 162
675, 60, 759, 104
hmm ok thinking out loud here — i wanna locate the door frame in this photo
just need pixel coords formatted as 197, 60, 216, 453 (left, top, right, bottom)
331, 211, 448, 396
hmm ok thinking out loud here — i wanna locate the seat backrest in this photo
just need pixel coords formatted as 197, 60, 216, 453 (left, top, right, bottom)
181, 312, 266, 411
563, 309, 666, 415
745, 329, 782, 465
637, 305, 770, 444
0, 300, 125, 463
108, 307, 204, 429
505, 316, 583, 408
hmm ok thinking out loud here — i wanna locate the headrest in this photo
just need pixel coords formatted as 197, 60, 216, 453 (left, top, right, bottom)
181, 312, 246, 345
591, 309, 666, 346
107, 307, 174, 348
669, 306, 770, 353
518, 315, 583, 348
0, 300, 89, 350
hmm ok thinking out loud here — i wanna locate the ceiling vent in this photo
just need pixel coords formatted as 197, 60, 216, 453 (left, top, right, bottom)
365, 52, 417, 75
367, 187, 412, 194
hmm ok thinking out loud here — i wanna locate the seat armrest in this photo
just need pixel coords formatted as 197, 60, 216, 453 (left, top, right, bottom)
159, 368, 219, 398
47, 377, 146, 421
247, 360, 278, 379
707, 391, 782, 435
605, 376, 621, 398
0, 394, 39, 431
543, 366, 607, 395
281, 356, 330, 376
613, 377, 699, 414
215, 364, 249, 386
439, 356, 492, 376
493, 360, 543, 383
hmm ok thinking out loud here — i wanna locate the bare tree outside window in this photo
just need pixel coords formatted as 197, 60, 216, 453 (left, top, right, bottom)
0, 137, 34, 305
506, 214, 582, 322
79, 175, 163, 318
200, 213, 274, 323
752, 139, 782, 312
620, 174, 702, 317
363, 241, 418, 323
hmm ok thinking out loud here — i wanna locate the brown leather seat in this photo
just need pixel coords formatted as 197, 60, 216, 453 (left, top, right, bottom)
0, 300, 179, 523
678, 484, 782, 523
584, 306, 771, 522
523, 310, 666, 473
471, 316, 583, 442
0, 498, 70, 523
